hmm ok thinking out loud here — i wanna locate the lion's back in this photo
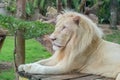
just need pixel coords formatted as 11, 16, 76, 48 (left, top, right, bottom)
101, 40, 120, 64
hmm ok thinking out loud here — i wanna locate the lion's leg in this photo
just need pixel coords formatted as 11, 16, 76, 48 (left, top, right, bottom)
116, 73, 120, 80
19, 60, 70, 74
18, 51, 67, 74
35, 58, 52, 65
34, 52, 60, 66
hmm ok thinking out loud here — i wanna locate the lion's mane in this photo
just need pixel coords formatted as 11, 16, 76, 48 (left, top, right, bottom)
55, 11, 103, 66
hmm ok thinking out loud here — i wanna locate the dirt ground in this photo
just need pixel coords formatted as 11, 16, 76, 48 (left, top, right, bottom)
0, 62, 12, 71
0, 24, 120, 71
99, 24, 120, 34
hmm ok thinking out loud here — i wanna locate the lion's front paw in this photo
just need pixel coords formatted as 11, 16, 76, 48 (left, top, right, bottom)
18, 64, 32, 73
116, 73, 120, 80
18, 63, 45, 74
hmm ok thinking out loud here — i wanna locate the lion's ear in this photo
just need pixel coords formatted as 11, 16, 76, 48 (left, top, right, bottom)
73, 16, 80, 25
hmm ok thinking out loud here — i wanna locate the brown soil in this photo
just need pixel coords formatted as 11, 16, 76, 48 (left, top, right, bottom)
0, 62, 12, 71
99, 24, 120, 34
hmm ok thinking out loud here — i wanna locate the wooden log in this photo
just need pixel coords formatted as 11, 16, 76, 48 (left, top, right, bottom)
0, 28, 7, 50
18, 71, 114, 80
19, 76, 28, 80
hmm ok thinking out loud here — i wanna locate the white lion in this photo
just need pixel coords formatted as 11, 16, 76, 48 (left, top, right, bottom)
19, 11, 120, 80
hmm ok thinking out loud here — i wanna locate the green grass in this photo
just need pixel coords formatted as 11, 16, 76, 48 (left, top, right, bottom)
0, 36, 51, 80
0, 69, 15, 80
25, 38, 51, 63
0, 37, 14, 62
104, 30, 120, 44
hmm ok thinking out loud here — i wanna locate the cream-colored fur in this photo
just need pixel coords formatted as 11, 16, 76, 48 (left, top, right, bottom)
19, 12, 120, 80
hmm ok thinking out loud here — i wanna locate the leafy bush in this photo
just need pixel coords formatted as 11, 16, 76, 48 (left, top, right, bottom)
97, 0, 110, 24
0, 15, 54, 39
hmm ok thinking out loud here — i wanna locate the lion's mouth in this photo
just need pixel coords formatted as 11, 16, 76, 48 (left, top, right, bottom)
53, 43, 64, 48
52, 43, 64, 51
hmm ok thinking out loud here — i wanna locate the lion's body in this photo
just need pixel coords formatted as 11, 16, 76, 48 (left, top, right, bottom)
19, 11, 120, 80
80, 40, 120, 78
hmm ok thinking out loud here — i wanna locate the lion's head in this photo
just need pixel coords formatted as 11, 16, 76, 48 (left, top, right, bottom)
50, 11, 103, 52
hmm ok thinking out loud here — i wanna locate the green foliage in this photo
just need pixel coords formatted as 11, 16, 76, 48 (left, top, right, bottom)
0, 15, 54, 39
62, 0, 67, 7
72, 0, 81, 11
33, 0, 39, 8
97, 0, 110, 24
62, 0, 81, 12
26, 1, 35, 16
5, 0, 119, 24
40, 0, 46, 9
5, 0, 16, 13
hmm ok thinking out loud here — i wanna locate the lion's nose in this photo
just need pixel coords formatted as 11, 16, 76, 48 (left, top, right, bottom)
49, 36, 56, 41
51, 37, 56, 41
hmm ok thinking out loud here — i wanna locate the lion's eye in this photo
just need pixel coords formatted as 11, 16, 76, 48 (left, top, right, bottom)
62, 26, 66, 31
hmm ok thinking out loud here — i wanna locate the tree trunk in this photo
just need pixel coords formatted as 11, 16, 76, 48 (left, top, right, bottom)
15, 30, 25, 66
16, 0, 26, 19
56, 0, 62, 13
0, 29, 7, 51
110, 0, 118, 29
15, 0, 26, 80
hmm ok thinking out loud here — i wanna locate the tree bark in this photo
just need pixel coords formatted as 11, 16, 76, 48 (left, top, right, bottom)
0, 29, 7, 51
15, 30, 25, 66
15, 0, 26, 80
56, 0, 62, 13
110, 0, 118, 29
16, 0, 26, 19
